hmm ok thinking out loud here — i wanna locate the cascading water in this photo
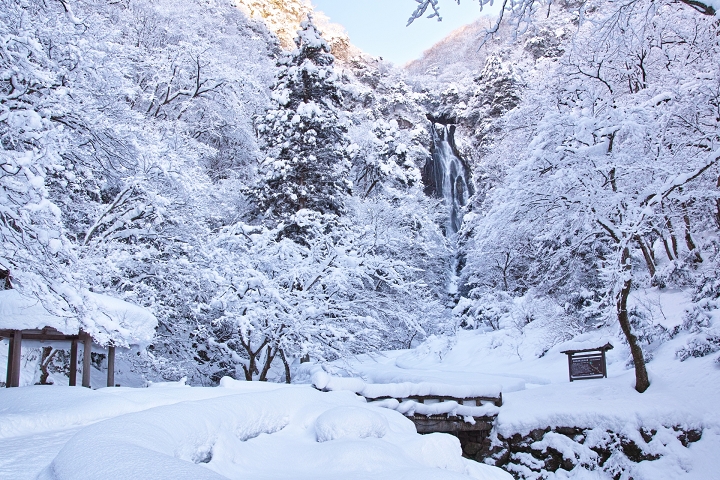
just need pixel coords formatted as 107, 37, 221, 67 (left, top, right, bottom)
422, 122, 473, 235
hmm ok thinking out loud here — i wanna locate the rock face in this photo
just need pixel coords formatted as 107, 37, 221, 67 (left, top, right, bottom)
422, 122, 474, 235
480, 425, 703, 479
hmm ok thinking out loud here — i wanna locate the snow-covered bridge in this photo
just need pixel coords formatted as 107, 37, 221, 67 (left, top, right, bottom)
312, 372, 502, 458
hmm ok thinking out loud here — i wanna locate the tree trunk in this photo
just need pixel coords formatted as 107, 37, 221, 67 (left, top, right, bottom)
617, 247, 650, 393
499, 252, 511, 291
258, 345, 276, 382
681, 207, 703, 263
241, 348, 257, 381
240, 337, 268, 381
635, 235, 656, 278
280, 349, 291, 384
39, 347, 58, 385
661, 236, 675, 261
715, 176, 720, 229
665, 216, 679, 259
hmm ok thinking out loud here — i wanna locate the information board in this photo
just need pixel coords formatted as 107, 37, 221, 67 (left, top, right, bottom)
561, 343, 613, 382
569, 354, 605, 379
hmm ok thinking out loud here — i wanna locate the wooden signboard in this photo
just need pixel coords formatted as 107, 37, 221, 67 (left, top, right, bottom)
561, 343, 613, 382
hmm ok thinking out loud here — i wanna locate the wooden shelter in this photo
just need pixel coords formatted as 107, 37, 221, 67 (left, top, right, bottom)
1, 327, 117, 388
0, 289, 156, 389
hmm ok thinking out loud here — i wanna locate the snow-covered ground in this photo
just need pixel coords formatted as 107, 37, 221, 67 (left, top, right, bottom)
0, 379, 510, 480
1, 288, 718, 479
311, 289, 720, 479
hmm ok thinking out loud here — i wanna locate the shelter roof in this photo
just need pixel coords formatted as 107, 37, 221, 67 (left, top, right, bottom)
0, 289, 156, 347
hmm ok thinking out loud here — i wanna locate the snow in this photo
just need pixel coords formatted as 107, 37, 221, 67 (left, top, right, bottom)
0, 289, 157, 347
2, 0, 719, 478
329, 317, 720, 479
312, 370, 502, 399
311, 370, 501, 419
83, 292, 157, 346
0, 382, 511, 480
2, 298, 718, 480
315, 406, 388, 442
0, 290, 73, 333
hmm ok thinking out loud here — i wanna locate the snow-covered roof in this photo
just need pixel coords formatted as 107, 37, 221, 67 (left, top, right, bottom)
0, 289, 156, 347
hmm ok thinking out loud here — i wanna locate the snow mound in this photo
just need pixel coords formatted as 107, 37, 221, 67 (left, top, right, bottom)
369, 398, 499, 420
147, 376, 189, 388
315, 406, 388, 442
26, 385, 511, 480
395, 334, 456, 368
402, 433, 468, 472
311, 371, 501, 421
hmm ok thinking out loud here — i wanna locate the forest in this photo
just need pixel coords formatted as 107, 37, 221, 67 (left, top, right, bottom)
1, 0, 719, 478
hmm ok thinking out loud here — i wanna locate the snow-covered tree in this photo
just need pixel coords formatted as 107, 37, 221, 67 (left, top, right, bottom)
460, 0, 720, 392
407, 0, 718, 36
254, 16, 352, 230
0, 0, 78, 308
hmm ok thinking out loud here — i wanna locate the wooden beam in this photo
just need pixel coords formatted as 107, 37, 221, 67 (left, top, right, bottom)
9, 330, 22, 387
5, 334, 13, 388
0, 328, 77, 339
10, 333, 79, 341
69, 338, 78, 387
81, 332, 92, 388
561, 342, 614, 355
411, 416, 495, 434
107, 346, 115, 387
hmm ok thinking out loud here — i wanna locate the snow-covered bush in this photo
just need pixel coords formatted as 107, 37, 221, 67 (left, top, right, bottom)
453, 291, 513, 331
676, 335, 720, 362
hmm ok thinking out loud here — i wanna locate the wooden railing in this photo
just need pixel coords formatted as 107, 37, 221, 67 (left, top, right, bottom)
362, 393, 503, 408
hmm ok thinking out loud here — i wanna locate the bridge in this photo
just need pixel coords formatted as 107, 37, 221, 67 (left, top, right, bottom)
312, 372, 502, 461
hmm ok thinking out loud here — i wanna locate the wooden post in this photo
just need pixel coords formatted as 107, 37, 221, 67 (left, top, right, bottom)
5, 334, 13, 387
601, 349, 608, 378
69, 338, 78, 387
9, 330, 22, 387
107, 346, 115, 387
82, 332, 92, 388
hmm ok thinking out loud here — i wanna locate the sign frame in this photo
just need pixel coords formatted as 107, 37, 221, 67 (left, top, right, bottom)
560, 343, 613, 382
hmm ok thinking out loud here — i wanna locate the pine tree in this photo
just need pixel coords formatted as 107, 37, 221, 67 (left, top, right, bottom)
254, 16, 352, 229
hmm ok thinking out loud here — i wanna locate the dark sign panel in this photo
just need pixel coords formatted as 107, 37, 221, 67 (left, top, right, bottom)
570, 354, 605, 379
561, 343, 613, 382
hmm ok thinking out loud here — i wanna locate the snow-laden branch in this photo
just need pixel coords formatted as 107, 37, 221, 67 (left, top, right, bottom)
407, 0, 717, 38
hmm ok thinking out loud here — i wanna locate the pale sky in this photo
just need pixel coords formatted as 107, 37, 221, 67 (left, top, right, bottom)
311, 0, 499, 66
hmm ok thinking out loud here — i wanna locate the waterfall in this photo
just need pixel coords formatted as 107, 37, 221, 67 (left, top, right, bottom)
422, 122, 472, 235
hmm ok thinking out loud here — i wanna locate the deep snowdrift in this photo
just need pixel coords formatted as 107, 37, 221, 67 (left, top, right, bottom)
0, 381, 510, 480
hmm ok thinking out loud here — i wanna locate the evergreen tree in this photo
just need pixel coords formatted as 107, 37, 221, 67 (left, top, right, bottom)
254, 16, 352, 229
